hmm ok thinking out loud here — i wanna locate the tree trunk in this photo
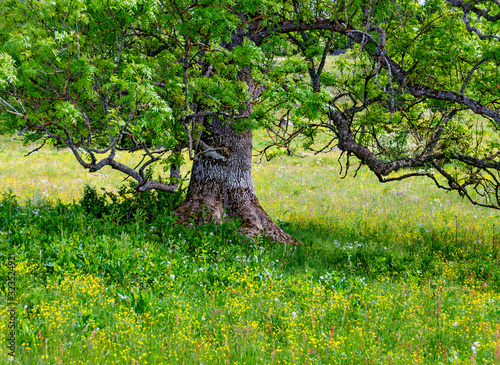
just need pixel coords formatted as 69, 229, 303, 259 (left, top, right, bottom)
174, 117, 296, 244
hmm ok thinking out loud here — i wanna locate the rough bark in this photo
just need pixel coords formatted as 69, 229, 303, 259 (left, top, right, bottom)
174, 117, 297, 245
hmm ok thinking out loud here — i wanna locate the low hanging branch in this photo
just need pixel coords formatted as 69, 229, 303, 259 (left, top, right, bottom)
21, 122, 181, 193
327, 100, 500, 209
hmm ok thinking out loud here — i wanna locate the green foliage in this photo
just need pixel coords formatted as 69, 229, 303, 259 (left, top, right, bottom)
0, 53, 17, 90
0, 0, 175, 149
80, 177, 186, 223
79, 185, 108, 218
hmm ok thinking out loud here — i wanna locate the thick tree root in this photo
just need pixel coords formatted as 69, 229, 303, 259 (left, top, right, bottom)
174, 196, 299, 245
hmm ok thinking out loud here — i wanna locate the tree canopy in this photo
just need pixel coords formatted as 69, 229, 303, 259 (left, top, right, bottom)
1, 0, 500, 234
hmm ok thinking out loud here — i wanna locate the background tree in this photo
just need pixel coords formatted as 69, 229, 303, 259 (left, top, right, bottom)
1, 0, 500, 245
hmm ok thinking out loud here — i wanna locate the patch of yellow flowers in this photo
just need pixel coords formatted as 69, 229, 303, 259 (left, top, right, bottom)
1, 264, 499, 364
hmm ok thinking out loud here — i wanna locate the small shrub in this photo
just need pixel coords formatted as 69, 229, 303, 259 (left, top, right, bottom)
79, 170, 186, 223
80, 185, 109, 218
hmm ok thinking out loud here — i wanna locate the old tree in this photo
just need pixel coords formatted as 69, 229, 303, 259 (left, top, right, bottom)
1, 0, 499, 243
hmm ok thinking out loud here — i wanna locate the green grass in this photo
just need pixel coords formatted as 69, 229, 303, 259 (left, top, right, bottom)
1, 136, 500, 364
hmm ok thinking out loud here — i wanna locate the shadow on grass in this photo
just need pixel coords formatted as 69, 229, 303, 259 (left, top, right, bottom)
277, 219, 500, 289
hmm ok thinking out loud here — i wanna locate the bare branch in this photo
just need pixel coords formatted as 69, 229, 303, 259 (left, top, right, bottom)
197, 140, 227, 161
460, 59, 486, 95
25, 139, 48, 157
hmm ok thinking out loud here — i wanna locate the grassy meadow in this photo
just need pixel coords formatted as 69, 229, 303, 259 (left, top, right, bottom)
1, 134, 500, 364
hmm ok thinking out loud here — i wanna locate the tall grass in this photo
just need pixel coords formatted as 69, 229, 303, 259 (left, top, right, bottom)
1, 136, 499, 364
